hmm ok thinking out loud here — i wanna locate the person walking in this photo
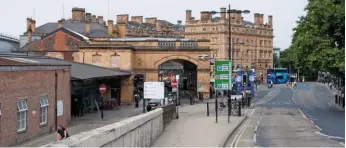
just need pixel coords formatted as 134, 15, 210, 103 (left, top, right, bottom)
134, 93, 139, 108
56, 125, 70, 141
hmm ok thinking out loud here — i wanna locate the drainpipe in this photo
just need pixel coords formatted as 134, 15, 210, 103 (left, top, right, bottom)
55, 71, 58, 130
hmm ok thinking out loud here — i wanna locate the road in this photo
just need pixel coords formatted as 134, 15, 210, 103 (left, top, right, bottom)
227, 83, 344, 147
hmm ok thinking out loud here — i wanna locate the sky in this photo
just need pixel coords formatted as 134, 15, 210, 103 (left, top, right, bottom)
0, 0, 308, 50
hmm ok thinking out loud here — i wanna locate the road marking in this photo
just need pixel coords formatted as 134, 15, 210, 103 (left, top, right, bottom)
254, 125, 258, 132
339, 142, 345, 146
315, 131, 345, 140
310, 84, 316, 100
298, 109, 307, 119
253, 133, 257, 142
315, 125, 322, 131
310, 120, 315, 124
231, 108, 256, 147
256, 120, 260, 125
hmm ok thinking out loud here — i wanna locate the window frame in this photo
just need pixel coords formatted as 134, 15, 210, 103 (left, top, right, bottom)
40, 95, 49, 125
17, 99, 28, 132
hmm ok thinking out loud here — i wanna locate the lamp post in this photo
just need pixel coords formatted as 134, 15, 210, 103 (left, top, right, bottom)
209, 5, 250, 118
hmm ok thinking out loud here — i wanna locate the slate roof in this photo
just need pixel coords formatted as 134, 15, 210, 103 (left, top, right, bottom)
0, 52, 131, 80
27, 22, 111, 38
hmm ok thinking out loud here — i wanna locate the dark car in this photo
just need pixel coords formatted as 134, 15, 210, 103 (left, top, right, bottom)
148, 99, 162, 109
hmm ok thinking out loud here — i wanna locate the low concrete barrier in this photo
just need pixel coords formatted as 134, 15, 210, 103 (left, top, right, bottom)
45, 108, 164, 147
160, 104, 176, 128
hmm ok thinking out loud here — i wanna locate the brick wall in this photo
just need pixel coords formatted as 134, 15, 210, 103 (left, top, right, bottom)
0, 69, 71, 146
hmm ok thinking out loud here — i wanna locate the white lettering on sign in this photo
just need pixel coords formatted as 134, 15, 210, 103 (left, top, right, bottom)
219, 75, 229, 80
99, 88, 106, 90
217, 84, 229, 89
217, 65, 229, 71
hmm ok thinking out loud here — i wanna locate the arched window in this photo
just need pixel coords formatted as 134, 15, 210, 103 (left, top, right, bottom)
110, 53, 120, 68
92, 54, 102, 66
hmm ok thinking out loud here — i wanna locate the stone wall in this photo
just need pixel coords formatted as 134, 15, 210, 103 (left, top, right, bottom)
44, 108, 164, 147
160, 104, 177, 128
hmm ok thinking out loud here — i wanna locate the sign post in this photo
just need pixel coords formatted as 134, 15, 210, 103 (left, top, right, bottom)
99, 84, 106, 119
214, 60, 232, 123
143, 82, 165, 113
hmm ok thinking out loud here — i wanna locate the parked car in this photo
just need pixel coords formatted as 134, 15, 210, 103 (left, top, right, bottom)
148, 99, 162, 109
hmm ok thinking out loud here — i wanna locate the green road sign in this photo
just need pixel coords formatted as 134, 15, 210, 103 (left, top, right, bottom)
213, 60, 232, 90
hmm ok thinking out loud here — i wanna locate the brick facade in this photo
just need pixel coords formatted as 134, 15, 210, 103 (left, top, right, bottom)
0, 68, 71, 146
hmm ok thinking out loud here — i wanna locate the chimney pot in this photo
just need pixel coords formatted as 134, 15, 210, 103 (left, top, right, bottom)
131, 16, 143, 23
220, 8, 226, 20
58, 20, 63, 28
117, 14, 129, 24
31, 20, 36, 32
85, 20, 91, 34
186, 10, 192, 21
108, 20, 114, 36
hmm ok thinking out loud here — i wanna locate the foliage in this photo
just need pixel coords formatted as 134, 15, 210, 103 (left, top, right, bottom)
273, 53, 279, 68
284, 0, 345, 78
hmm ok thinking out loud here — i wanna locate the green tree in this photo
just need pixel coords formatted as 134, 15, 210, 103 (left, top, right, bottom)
287, 0, 345, 78
273, 53, 279, 68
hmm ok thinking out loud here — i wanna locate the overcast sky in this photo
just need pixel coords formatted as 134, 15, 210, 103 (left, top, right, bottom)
0, 0, 308, 50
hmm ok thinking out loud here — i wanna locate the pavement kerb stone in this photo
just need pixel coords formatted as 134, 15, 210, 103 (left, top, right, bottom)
220, 109, 249, 147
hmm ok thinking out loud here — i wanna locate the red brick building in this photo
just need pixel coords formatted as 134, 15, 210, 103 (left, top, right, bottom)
0, 57, 71, 146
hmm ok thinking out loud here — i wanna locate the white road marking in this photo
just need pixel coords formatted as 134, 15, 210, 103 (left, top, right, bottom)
339, 142, 345, 146
310, 120, 315, 124
256, 120, 260, 125
254, 125, 258, 132
315, 131, 345, 140
230, 109, 255, 147
298, 109, 308, 119
310, 84, 316, 100
253, 133, 257, 142
315, 125, 322, 131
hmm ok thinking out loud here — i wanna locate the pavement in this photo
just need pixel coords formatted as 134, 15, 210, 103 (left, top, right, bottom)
16, 105, 143, 147
150, 102, 247, 147
226, 83, 345, 147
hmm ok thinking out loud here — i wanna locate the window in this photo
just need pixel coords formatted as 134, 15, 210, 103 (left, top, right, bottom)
40, 96, 49, 125
203, 28, 206, 31
251, 40, 253, 45
260, 40, 263, 46
17, 99, 28, 132
92, 54, 102, 66
264, 40, 267, 45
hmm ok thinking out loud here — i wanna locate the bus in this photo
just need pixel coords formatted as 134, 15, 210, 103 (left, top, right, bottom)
267, 68, 289, 84
232, 68, 256, 97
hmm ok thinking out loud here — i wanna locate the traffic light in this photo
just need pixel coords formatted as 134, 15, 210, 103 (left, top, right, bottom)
242, 74, 248, 86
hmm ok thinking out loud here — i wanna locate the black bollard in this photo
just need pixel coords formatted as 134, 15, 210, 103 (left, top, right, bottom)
207, 102, 210, 116
227, 98, 231, 123
247, 97, 251, 107
343, 97, 345, 108
215, 99, 218, 123
242, 97, 245, 108
238, 101, 241, 116
335, 94, 338, 104
339, 95, 342, 106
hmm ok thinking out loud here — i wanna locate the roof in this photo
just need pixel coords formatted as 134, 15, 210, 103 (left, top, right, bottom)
28, 22, 110, 38
109, 37, 196, 42
0, 52, 131, 80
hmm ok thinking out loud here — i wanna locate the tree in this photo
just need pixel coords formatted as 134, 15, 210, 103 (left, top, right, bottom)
286, 0, 345, 78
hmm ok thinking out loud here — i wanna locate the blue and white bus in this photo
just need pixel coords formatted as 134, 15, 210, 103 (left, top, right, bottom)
267, 68, 289, 84
232, 68, 256, 97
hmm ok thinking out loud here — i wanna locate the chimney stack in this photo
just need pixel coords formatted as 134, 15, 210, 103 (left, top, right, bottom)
254, 13, 260, 24
26, 18, 32, 32
230, 9, 237, 19
186, 10, 192, 21
27, 27, 32, 44
108, 20, 114, 36
85, 20, 91, 34
86, 13, 92, 21
131, 16, 143, 23
31, 20, 36, 33
177, 20, 182, 25
117, 14, 129, 24
155, 20, 161, 32
72, 7, 85, 21
220, 8, 226, 20
259, 14, 264, 24
268, 15, 272, 26
58, 20, 63, 28
235, 10, 242, 21
145, 17, 157, 25
200, 11, 209, 22
91, 15, 97, 23
98, 16, 104, 24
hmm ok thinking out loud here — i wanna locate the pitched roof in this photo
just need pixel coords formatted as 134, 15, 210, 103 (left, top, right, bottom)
0, 52, 131, 80
29, 22, 110, 38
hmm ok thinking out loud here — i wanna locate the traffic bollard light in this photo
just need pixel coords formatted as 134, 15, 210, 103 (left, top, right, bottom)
207, 102, 209, 116
238, 101, 241, 116
247, 97, 251, 107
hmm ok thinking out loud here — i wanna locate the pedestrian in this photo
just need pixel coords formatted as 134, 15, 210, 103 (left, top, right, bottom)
56, 125, 69, 141
100, 101, 104, 119
134, 93, 139, 108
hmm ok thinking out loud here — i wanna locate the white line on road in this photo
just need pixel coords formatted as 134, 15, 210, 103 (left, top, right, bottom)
310, 120, 315, 124
298, 109, 307, 119
339, 142, 345, 146
254, 125, 258, 132
315, 125, 322, 131
315, 131, 345, 140
231, 109, 256, 147
253, 133, 257, 142
256, 120, 260, 125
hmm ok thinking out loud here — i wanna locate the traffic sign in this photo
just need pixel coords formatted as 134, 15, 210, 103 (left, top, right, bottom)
214, 60, 232, 90
99, 84, 106, 94
171, 80, 177, 88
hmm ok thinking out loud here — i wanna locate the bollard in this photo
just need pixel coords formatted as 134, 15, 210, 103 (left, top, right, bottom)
238, 101, 241, 116
339, 95, 342, 106
335, 94, 338, 104
215, 99, 218, 123
207, 102, 210, 116
227, 99, 231, 123
242, 97, 245, 108
247, 97, 251, 107
343, 97, 345, 108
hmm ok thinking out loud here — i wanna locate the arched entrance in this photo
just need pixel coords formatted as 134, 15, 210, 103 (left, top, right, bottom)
158, 60, 198, 103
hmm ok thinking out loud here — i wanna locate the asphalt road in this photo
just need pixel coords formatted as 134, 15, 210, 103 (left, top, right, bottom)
229, 83, 344, 147
293, 82, 345, 142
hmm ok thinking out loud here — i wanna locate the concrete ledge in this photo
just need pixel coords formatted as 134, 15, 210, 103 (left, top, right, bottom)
44, 108, 163, 147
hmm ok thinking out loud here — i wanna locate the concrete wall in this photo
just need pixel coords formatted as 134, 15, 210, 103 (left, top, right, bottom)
45, 108, 164, 147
